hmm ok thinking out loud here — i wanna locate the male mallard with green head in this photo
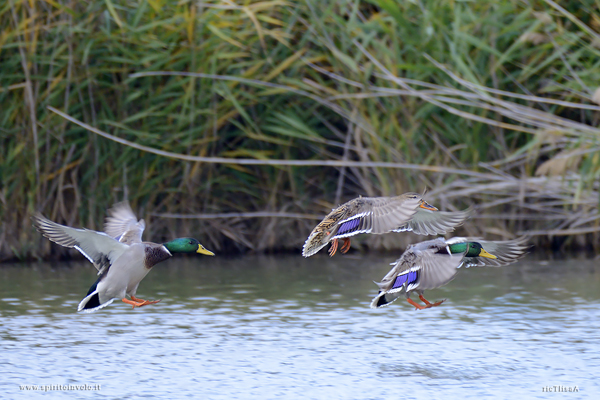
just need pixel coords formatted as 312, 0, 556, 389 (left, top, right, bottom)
370, 236, 529, 309
302, 193, 471, 257
32, 202, 214, 313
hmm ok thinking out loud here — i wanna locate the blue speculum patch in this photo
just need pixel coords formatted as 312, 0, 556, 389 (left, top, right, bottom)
392, 271, 418, 289
337, 218, 361, 235
392, 274, 407, 289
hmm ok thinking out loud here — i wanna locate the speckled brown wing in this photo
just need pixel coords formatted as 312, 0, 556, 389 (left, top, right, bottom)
302, 193, 423, 257
330, 195, 423, 238
104, 202, 145, 245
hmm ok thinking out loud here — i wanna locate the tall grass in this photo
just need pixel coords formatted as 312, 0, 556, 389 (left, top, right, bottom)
1, 0, 599, 261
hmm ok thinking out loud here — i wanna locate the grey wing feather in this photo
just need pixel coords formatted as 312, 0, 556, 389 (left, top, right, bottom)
336, 196, 422, 238
104, 202, 145, 245
32, 214, 128, 273
413, 251, 463, 290
375, 257, 410, 291
394, 207, 472, 236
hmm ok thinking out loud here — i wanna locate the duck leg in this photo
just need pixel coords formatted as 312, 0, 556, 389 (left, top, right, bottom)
340, 238, 351, 254
122, 298, 143, 309
122, 296, 161, 309
418, 294, 445, 307
328, 238, 339, 256
406, 295, 445, 310
130, 295, 161, 306
407, 298, 427, 310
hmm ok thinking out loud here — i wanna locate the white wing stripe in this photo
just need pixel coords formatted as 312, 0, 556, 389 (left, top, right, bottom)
338, 212, 370, 225
333, 230, 371, 239
73, 245, 95, 265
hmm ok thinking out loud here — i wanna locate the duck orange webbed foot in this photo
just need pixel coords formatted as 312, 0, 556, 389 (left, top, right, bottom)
407, 296, 446, 310
419, 294, 445, 308
328, 238, 339, 257
340, 238, 351, 254
122, 296, 161, 309
407, 298, 427, 310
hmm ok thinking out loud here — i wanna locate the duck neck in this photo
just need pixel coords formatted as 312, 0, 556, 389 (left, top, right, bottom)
144, 246, 172, 268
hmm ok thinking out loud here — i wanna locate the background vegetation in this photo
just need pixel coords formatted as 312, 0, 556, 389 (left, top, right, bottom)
1, 0, 600, 261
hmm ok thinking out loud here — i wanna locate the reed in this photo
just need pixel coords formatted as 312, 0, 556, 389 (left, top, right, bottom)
1, 0, 599, 261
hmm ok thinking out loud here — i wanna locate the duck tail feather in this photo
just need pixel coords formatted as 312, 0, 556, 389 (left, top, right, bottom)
77, 279, 113, 313
370, 291, 401, 308
77, 295, 114, 313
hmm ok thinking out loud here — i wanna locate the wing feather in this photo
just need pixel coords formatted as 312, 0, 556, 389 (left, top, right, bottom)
394, 207, 472, 235
414, 251, 463, 290
32, 214, 128, 273
331, 195, 421, 239
104, 202, 145, 245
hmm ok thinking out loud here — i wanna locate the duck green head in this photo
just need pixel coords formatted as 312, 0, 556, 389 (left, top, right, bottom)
164, 238, 215, 256
448, 241, 497, 259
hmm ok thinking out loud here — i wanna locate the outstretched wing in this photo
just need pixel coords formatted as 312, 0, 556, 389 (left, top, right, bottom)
331, 195, 423, 239
104, 202, 145, 245
411, 249, 463, 290
393, 207, 472, 236
32, 214, 128, 274
302, 195, 424, 257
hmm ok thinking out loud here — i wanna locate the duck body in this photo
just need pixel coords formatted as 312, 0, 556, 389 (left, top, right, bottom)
370, 236, 529, 309
302, 193, 471, 257
32, 202, 214, 313
80, 243, 166, 311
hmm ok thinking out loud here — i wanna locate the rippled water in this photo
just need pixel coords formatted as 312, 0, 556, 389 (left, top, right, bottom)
1, 253, 599, 399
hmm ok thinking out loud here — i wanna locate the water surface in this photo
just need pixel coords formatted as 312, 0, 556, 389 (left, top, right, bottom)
1, 254, 598, 399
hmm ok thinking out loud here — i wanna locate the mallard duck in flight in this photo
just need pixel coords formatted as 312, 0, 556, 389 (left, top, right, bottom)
370, 236, 529, 309
302, 193, 471, 257
32, 202, 214, 313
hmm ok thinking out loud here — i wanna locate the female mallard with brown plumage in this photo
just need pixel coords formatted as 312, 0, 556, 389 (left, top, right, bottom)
32, 202, 215, 313
370, 236, 529, 310
302, 193, 471, 257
